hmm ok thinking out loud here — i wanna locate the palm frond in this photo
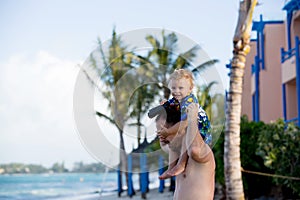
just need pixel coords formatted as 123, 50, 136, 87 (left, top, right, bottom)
163, 32, 178, 50
95, 111, 115, 124
146, 35, 160, 49
128, 122, 144, 127
95, 111, 123, 132
97, 37, 108, 68
204, 81, 218, 92
191, 59, 219, 75
173, 45, 200, 69
181, 45, 201, 60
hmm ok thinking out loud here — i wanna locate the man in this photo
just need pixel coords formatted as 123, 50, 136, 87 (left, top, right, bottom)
157, 103, 215, 200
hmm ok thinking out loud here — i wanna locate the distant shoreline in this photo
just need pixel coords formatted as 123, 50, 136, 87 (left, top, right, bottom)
0, 162, 114, 174
0, 171, 116, 175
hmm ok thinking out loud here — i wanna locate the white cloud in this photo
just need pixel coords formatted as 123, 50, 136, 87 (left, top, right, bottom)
0, 51, 96, 168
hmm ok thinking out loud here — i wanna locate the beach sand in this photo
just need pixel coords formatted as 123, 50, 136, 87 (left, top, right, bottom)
83, 183, 223, 200
86, 189, 174, 200
80, 186, 224, 200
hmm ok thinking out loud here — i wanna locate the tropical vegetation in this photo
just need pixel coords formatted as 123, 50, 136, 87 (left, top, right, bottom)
214, 116, 300, 199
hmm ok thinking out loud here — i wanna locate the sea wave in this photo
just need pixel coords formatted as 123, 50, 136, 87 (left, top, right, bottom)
0, 172, 161, 200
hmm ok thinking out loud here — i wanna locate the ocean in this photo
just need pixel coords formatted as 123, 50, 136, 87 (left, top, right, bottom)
0, 172, 161, 200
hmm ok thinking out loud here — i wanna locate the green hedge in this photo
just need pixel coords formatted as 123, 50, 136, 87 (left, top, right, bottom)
213, 116, 300, 199
256, 118, 300, 197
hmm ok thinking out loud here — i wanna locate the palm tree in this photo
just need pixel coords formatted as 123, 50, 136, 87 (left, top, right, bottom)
88, 28, 139, 194
224, 0, 257, 199
145, 30, 219, 100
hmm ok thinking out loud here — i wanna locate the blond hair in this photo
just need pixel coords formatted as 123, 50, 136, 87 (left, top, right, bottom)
168, 69, 194, 88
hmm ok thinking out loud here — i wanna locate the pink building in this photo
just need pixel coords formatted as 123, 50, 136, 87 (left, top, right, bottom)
241, 0, 300, 125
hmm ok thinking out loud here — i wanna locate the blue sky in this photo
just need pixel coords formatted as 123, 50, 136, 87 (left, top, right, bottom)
0, 0, 286, 169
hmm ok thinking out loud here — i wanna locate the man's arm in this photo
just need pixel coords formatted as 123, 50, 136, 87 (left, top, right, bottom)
185, 103, 212, 163
157, 120, 188, 138
155, 115, 171, 153
159, 139, 170, 153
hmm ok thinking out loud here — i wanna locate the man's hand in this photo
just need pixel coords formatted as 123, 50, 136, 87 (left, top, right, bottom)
158, 134, 169, 144
157, 125, 170, 138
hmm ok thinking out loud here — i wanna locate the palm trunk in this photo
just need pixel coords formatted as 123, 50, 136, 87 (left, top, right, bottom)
137, 114, 141, 146
224, 0, 257, 199
112, 85, 128, 187
224, 51, 246, 200
119, 129, 128, 191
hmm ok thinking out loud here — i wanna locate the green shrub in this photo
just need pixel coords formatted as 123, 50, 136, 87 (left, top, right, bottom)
213, 116, 273, 198
239, 116, 273, 198
256, 119, 300, 197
